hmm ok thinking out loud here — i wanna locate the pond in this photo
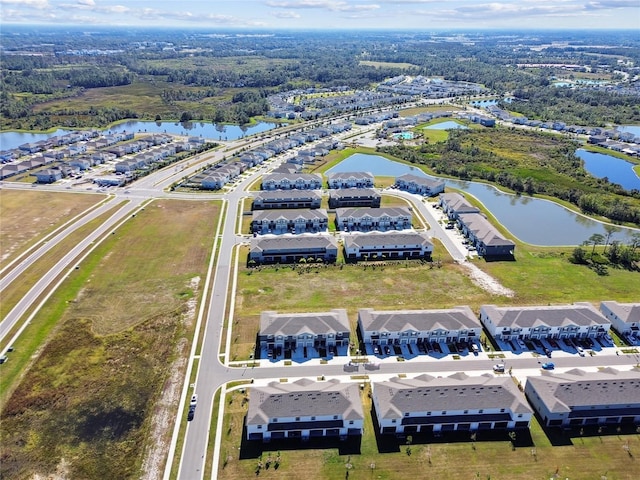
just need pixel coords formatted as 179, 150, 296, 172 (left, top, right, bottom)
576, 149, 640, 192
327, 154, 639, 246
616, 125, 640, 137
424, 121, 468, 130
0, 121, 278, 150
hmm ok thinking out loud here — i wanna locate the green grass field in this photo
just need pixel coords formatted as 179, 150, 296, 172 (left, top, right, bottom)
218, 384, 640, 480
0, 199, 220, 480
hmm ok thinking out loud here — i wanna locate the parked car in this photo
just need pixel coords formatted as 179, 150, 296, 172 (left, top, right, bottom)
493, 364, 505, 373
541, 362, 555, 370
576, 346, 585, 356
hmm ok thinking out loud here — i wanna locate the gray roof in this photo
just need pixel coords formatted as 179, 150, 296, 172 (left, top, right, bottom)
252, 209, 328, 222
247, 378, 363, 426
262, 173, 322, 183
526, 368, 640, 414
359, 306, 479, 332
336, 207, 411, 219
374, 373, 532, 420
482, 303, 609, 329
439, 192, 480, 213
396, 173, 444, 188
600, 301, 640, 323
260, 309, 350, 337
458, 213, 515, 247
327, 171, 374, 180
329, 188, 380, 199
250, 235, 338, 254
344, 231, 433, 250
254, 190, 322, 201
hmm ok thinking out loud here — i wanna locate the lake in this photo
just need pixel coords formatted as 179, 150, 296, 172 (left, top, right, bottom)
616, 125, 640, 137
424, 121, 468, 130
576, 149, 640, 192
327, 154, 639, 246
0, 121, 278, 150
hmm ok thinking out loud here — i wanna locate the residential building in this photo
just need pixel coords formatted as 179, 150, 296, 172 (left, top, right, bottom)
395, 174, 445, 197
253, 190, 322, 210
358, 306, 481, 346
525, 368, 640, 428
34, 168, 63, 183
328, 188, 381, 208
343, 231, 433, 261
326, 171, 374, 189
480, 303, 611, 342
249, 235, 338, 264
251, 209, 328, 235
439, 192, 480, 220
335, 207, 412, 232
372, 373, 532, 435
261, 173, 323, 190
456, 213, 516, 258
600, 301, 640, 340
246, 378, 364, 441
258, 309, 351, 354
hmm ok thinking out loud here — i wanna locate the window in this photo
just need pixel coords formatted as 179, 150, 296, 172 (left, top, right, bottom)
273, 418, 278, 422
333, 415, 338, 420
257, 425, 262, 429
311, 416, 316, 420
391, 419, 396, 423
349, 420, 354, 425
296, 417, 300, 421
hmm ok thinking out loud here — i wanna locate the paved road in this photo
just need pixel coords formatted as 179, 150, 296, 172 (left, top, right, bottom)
2, 111, 638, 480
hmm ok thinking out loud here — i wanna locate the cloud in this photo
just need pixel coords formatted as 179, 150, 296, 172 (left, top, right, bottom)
267, 0, 380, 12
0, 0, 49, 9
585, 0, 639, 9
77, 0, 94, 6
273, 10, 302, 18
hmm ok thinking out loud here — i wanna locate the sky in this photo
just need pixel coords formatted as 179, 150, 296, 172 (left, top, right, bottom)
1, 0, 639, 30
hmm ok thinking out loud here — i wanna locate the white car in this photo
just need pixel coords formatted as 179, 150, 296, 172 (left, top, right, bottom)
576, 346, 585, 356
493, 364, 505, 373
190, 394, 198, 407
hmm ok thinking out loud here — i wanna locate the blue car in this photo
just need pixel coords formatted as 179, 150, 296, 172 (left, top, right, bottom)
541, 362, 555, 370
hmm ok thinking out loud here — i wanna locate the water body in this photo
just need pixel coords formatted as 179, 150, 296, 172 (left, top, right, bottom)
327, 154, 639, 246
392, 132, 414, 140
0, 121, 277, 150
576, 149, 640, 192
424, 121, 468, 130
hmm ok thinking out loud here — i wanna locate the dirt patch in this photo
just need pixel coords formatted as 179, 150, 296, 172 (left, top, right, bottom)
459, 261, 515, 297
140, 276, 200, 480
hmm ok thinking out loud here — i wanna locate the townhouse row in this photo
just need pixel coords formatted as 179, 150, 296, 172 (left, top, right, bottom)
257, 301, 638, 359
245, 367, 640, 442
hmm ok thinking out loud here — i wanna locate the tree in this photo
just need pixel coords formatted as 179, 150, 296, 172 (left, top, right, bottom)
587, 233, 605, 258
602, 225, 618, 254
570, 247, 588, 264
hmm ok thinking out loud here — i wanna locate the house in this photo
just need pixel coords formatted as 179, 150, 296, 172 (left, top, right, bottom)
261, 173, 323, 191
480, 303, 611, 342
201, 172, 229, 190
258, 309, 351, 355
251, 209, 328, 235
525, 368, 640, 428
249, 235, 338, 264
326, 171, 374, 189
372, 373, 532, 435
439, 192, 480, 220
328, 188, 381, 208
335, 207, 412, 232
252, 190, 322, 210
358, 306, 481, 347
34, 168, 63, 183
456, 213, 515, 258
343, 231, 433, 261
395, 174, 445, 197
600, 301, 640, 340
246, 378, 363, 442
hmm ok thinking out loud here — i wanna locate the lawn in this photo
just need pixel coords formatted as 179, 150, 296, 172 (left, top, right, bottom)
218, 382, 640, 480
0, 190, 104, 270
0, 199, 220, 480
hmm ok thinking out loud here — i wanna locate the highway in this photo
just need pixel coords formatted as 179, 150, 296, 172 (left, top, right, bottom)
1, 113, 638, 480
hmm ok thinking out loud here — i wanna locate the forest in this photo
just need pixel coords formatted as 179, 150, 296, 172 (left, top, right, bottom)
1, 27, 639, 129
